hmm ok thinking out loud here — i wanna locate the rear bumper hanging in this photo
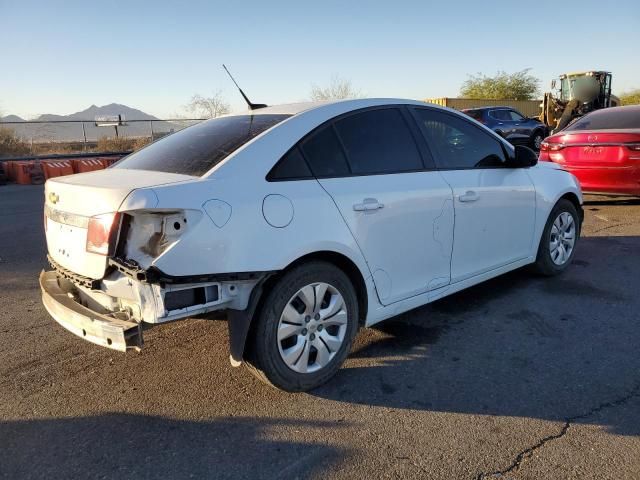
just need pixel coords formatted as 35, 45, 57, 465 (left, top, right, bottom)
40, 270, 143, 351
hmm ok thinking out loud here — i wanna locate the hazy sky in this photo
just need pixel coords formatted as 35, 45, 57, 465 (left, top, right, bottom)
1, 0, 639, 118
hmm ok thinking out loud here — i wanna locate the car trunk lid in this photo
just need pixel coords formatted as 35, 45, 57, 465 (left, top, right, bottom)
45, 168, 194, 279
543, 130, 640, 168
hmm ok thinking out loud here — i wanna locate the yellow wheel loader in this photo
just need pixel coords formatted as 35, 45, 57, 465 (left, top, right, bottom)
540, 71, 619, 134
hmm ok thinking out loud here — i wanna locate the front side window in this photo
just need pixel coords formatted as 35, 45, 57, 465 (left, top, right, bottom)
413, 108, 507, 169
333, 108, 423, 175
489, 110, 511, 121
113, 114, 291, 176
507, 110, 526, 121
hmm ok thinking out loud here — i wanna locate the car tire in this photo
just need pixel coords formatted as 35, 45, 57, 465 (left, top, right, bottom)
244, 261, 359, 392
530, 130, 544, 150
532, 199, 580, 276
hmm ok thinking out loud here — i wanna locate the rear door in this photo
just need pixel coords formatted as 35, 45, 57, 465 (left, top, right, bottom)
411, 107, 536, 283
488, 109, 514, 140
506, 109, 531, 142
301, 107, 454, 305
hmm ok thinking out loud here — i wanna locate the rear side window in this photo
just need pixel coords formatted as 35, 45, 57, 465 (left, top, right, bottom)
333, 108, 423, 175
300, 125, 351, 177
413, 108, 506, 169
566, 107, 640, 131
267, 147, 313, 180
113, 114, 291, 176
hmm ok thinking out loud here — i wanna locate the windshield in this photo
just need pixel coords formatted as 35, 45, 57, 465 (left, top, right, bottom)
560, 75, 601, 103
113, 114, 291, 176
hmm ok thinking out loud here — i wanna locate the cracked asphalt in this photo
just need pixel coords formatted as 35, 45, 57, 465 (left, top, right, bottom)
1, 185, 639, 479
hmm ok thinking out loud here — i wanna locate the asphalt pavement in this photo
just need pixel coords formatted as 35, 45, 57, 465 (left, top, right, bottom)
1, 184, 639, 479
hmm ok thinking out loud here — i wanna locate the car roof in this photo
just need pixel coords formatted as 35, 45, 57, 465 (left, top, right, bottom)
205, 97, 515, 180
229, 98, 434, 117
463, 106, 514, 112
583, 105, 640, 116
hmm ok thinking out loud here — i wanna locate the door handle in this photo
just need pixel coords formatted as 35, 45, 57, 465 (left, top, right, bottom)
458, 191, 479, 203
353, 198, 384, 211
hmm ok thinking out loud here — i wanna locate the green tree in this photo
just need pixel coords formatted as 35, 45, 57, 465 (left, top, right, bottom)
620, 89, 640, 105
460, 69, 540, 100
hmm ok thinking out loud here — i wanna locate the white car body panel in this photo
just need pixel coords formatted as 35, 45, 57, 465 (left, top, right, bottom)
318, 171, 454, 305
41, 98, 583, 354
439, 168, 536, 282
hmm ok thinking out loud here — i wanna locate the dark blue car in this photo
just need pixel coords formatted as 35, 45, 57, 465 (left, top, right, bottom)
462, 107, 547, 150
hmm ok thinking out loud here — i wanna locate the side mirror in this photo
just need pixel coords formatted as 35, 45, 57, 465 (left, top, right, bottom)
507, 145, 538, 168
551, 79, 557, 89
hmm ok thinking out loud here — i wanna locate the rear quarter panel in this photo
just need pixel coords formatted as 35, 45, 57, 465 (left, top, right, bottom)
144, 177, 371, 282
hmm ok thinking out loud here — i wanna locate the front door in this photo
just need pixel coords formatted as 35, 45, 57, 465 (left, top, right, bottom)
411, 107, 536, 282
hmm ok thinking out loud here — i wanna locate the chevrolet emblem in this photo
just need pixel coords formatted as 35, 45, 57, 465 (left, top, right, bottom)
49, 192, 59, 204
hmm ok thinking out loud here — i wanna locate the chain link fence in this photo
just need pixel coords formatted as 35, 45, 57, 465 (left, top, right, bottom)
0, 118, 205, 158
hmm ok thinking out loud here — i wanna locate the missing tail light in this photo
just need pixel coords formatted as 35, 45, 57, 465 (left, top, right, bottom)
627, 144, 640, 152
86, 212, 121, 256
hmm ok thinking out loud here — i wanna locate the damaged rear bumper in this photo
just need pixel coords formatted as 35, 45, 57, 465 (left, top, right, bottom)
40, 270, 143, 352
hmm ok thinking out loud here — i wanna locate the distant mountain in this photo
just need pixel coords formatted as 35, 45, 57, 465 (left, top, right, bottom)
0, 114, 26, 122
0, 103, 181, 142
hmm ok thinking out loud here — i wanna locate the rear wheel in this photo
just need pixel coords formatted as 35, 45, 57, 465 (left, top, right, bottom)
532, 199, 580, 276
244, 261, 358, 391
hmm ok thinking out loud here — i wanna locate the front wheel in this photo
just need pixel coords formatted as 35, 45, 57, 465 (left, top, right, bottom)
530, 130, 544, 150
532, 199, 580, 276
244, 261, 359, 391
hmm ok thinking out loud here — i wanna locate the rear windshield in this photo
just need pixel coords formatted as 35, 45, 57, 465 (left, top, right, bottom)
113, 114, 291, 176
565, 108, 640, 131
464, 110, 483, 121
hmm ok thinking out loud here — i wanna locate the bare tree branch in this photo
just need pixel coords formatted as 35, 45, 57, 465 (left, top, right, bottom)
310, 76, 363, 101
185, 91, 230, 119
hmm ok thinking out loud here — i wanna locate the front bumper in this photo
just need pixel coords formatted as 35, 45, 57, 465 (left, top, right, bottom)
40, 270, 143, 352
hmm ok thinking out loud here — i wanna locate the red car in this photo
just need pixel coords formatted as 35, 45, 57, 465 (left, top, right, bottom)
539, 105, 640, 196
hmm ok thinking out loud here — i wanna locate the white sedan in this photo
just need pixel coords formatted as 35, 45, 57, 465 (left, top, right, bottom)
41, 99, 582, 391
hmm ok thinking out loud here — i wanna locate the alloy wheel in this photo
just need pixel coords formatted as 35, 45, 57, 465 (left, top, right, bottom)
534, 134, 543, 150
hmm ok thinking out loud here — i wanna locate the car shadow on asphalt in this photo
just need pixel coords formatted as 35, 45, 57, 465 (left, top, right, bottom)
311, 236, 640, 437
583, 196, 640, 207
0, 414, 351, 479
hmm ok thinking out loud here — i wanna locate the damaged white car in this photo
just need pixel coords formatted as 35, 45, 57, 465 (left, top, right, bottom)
41, 98, 583, 391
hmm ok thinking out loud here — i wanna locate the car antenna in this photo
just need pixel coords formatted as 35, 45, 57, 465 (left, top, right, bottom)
222, 64, 267, 110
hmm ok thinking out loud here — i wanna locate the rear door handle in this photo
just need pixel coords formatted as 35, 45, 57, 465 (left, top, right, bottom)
353, 198, 384, 211
458, 191, 479, 203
